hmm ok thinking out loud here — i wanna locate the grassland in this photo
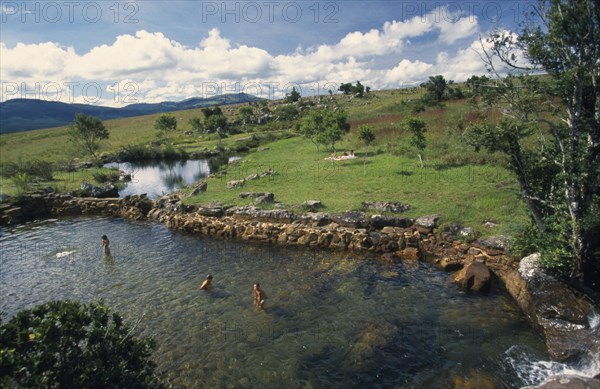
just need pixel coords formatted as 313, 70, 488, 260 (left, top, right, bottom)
0, 87, 530, 236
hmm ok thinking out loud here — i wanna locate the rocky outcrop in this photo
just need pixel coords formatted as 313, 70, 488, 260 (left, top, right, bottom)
454, 262, 492, 292
362, 201, 410, 213
505, 254, 599, 361
80, 182, 119, 198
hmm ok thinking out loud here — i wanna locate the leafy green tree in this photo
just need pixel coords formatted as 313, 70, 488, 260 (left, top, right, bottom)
274, 104, 299, 121
188, 117, 203, 132
68, 113, 109, 159
237, 106, 254, 125
286, 87, 301, 103
0, 300, 164, 388
154, 113, 177, 140
468, 0, 600, 287
204, 114, 227, 133
201, 105, 223, 119
300, 108, 350, 152
423, 75, 447, 102
358, 125, 376, 175
403, 117, 427, 168
338, 83, 353, 95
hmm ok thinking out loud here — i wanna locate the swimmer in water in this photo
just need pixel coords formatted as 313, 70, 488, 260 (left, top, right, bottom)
200, 275, 213, 290
101, 235, 110, 255
253, 282, 267, 309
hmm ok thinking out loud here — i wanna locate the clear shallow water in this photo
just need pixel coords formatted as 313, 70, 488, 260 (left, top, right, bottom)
1, 217, 553, 387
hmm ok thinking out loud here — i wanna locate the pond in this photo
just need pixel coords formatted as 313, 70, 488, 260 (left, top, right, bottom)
0, 216, 573, 387
105, 156, 239, 198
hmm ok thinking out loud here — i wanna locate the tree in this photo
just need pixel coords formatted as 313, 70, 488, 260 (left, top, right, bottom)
188, 117, 203, 132
300, 108, 350, 152
201, 105, 223, 119
154, 113, 177, 140
358, 125, 376, 175
237, 106, 254, 125
68, 113, 109, 159
286, 87, 301, 103
204, 114, 227, 133
403, 117, 427, 168
423, 75, 447, 102
338, 83, 353, 95
468, 0, 600, 288
0, 300, 164, 388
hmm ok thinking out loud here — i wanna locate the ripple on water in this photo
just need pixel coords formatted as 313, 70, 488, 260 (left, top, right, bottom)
1, 216, 553, 388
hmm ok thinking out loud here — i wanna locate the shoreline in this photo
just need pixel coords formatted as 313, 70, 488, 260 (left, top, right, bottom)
1, 193, 598, 371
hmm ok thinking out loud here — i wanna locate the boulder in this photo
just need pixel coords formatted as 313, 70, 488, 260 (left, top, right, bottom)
371, 215, 414, 229
190, 181, 207, 195
380, 252, 401, 264
303, 200, 323, 211
362, 201, 411, 213
299, 212, 330, 226
227, 179, 245, 189
80, 182, 119, 198
345, 319, 397, 372
415, 214, 441, 228
395, 247, 420, 261
454, 262, 492, 292
504, 253, 599, 361
331, 211, 369, 228
254, 193, 274, 205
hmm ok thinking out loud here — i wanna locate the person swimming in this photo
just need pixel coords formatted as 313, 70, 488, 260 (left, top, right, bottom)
253, 282, 267, 308
101, 235, 110, 255
200, 275, 213, 290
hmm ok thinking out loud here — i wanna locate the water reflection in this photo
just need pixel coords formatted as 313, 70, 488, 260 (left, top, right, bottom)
105, 160, 210, 198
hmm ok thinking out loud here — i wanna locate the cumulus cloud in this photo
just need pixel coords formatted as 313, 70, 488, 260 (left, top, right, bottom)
1, 7, 490, 105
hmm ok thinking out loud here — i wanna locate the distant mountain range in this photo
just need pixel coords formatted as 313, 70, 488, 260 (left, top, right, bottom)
0, 93, 262, 133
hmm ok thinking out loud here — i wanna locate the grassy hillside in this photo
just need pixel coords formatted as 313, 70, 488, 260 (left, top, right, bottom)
0, 87, 529, 236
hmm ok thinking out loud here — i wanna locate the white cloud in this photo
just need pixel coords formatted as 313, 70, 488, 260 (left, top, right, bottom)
1, 10, 489, 105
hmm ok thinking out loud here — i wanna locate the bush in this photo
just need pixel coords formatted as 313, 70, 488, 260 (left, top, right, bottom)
0, 300, 164, 388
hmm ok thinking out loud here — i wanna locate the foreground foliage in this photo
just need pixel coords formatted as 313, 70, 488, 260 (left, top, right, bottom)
0, 300, 164, 388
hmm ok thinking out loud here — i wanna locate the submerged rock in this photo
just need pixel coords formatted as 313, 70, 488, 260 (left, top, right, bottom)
527, 375, 600, 389
345, 319, 397, 372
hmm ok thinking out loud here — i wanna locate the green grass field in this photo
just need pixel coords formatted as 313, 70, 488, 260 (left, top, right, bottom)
0, 87, 530, 236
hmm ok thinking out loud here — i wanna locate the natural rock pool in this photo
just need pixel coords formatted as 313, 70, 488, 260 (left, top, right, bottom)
1, 216, 568, 387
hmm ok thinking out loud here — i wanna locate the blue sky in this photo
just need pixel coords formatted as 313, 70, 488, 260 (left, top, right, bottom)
0, 1, 538, 106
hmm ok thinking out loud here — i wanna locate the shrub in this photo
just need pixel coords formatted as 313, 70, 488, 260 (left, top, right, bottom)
0, 300, 164, 388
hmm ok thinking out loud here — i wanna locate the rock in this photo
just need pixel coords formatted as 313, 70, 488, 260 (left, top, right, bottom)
437, 258, 463, 272
505, 253, 599, 361
415, 214, 441, 228
190, 181, 207, 196
371, 215, 414, 229
362, 201, 410, 213
245, 173, 259, 181
298, 212, 330, 226
227, 179, 245, 189
475, 235, 509, 251
303, 200, 322, 211
395, 247, 420, 261
227, 206, 294, 223
254, 193, 274, 205
380, 252, 400, 264
80, 182, 119, 198
331, 211, 369, 228
0, 193, 11, 203
529, 375, 600, 389
454, 262, 492, 292
196, 207, 224, 217
346, 319, 397, 372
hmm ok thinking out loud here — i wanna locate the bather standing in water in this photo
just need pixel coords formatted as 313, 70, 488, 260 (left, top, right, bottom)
200, 274, 213, 290
101, 235, 110, 255
253, 283, 267, 308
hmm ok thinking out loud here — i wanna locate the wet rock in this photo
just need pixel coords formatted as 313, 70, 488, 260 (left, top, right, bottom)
331, 211, 369, 228
454, 262, 492, 292
505, 253, 598, 361
380, 252, 400, 264
395, 247, 420, 261
346, 319, 397, 372
528, 375, 600, 389
362, 201, 410, 213
437, 258, 464, 272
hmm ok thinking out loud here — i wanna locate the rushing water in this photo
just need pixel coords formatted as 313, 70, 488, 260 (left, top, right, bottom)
1, 217, 558, 387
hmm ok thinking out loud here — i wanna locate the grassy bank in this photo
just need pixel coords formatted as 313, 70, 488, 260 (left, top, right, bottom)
0, 87, 529, 236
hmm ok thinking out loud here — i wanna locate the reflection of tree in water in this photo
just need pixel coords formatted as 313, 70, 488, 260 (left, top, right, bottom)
160, 161, 184, 191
